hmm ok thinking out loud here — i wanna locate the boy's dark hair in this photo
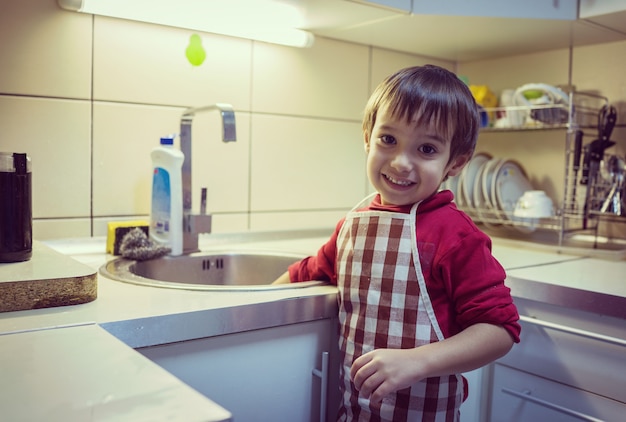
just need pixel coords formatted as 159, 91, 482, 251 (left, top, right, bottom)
363, 65, 480, 163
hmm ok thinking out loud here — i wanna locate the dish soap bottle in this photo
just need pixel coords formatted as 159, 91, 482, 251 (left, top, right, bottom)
150, 135, 184, 256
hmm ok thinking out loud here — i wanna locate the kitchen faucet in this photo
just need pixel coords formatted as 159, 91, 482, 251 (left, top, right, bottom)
179, 103, 236, 253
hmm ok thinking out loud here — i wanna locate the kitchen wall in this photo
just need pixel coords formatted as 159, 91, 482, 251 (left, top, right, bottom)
0, 0, 453, 240
1, 0, 625, 241
459, 45, 626, 239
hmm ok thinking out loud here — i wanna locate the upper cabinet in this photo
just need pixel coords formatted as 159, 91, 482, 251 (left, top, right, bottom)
296, 0, 626, 61
414, 0, 576, 19
579, 0, 626, 35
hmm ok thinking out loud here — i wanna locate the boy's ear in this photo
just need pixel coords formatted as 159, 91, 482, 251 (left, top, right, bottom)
364, 132, 371, 153
446, 154, 470, 177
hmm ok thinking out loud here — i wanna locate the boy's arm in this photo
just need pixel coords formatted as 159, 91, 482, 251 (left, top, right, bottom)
271, 271, 291, 285
350, 322, 513, 403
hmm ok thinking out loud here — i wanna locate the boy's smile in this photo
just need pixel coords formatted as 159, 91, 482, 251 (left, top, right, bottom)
365, 105, 467, 206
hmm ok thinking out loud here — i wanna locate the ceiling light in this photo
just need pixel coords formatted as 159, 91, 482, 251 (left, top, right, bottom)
57, 0, 315, 48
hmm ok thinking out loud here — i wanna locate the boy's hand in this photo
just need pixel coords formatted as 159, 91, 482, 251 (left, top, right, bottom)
349, 324, 514, 404
350, 348, 423, 403
271, 271, 291, 285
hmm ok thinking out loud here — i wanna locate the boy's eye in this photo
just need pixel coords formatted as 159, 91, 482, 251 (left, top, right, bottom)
379, 135, 396, 145
419, 144, 437, 154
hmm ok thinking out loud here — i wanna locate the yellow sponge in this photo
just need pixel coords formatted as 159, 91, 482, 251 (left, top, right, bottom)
106, 221, 150, 255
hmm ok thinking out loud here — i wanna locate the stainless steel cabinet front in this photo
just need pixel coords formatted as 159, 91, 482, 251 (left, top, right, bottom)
498, 297, 626, 404
490, 364, 624, 422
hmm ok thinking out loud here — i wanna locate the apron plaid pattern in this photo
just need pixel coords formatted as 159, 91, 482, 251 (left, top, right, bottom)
335, 200, 462, 422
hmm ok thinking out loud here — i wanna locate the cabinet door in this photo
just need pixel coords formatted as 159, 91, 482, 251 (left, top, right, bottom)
460, 368, 489, 422
137, 319, 340, 422
503, 298, 626, 404
490, 364, 625, 422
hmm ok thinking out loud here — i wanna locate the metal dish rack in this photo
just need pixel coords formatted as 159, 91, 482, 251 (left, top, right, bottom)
456, 91, 626, 250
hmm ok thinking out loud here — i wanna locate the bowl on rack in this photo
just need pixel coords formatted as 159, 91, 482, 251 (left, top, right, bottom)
514, 190, 555, 219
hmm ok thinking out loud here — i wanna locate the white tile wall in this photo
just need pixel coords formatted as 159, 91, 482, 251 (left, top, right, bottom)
370, 49, 456, 92
251, 37, 370, 120
93, 17, 253, 109
458, 49, 571, 93
0, 0, 92, 99
1, 0, 447, 240
458, 41, 626, 240
249, 114, 365, 211
2, 0, 624, 241
0, 96, 91, 218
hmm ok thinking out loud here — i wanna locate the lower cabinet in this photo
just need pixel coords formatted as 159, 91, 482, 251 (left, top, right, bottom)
490, 364, 624, 422
488, 297, 626, 422
460, 367, 490, 422
137, 318, 340, 422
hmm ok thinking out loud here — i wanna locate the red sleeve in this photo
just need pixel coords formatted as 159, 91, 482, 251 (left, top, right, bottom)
288, 219, 344, 285
438, 231, 521, 343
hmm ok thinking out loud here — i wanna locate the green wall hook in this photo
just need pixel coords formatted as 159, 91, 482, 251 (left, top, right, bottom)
186, 34, 206, 67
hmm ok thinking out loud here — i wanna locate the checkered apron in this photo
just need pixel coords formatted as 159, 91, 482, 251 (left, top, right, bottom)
335, 197, 463, 422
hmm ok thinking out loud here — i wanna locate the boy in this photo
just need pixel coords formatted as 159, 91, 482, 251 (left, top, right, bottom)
273, 65, 520, 421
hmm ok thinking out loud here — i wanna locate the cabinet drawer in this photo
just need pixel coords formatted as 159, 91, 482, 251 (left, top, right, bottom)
499, 298, 626, 403
490, 364, 625, 422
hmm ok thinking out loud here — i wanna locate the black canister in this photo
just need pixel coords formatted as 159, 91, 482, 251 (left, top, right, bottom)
0, 152, 32, 262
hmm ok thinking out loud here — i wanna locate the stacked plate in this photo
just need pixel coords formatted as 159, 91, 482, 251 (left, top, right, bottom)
441, 153, 537, 232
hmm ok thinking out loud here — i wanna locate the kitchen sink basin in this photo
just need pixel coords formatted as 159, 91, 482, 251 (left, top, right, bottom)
100, 250, 326, 291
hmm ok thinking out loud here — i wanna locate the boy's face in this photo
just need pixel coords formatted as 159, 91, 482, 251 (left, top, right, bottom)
365, 104, 468, 206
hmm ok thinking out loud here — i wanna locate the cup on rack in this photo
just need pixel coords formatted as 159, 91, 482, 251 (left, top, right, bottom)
513, 190, 555, 218
498, 89, 525, 128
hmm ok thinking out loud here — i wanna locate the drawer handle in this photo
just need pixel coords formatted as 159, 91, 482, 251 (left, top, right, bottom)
501, 388, 604, 422
312, 351, 329, 422
519, 315, 626, 347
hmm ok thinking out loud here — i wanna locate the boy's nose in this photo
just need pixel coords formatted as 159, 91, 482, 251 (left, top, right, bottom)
391, 152, 411, 171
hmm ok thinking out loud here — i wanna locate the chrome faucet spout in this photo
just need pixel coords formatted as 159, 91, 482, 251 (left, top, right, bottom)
181, 103, 237, 143
179, 103, 237, 253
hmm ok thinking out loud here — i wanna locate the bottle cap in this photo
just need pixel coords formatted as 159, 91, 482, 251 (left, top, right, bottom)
160, 136, 175, 145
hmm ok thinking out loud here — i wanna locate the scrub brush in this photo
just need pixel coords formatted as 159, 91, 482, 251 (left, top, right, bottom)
119, 227, 171, 261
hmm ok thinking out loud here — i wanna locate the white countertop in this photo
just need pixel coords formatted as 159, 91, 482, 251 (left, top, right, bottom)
0, 235, 338, 336
1, 231, 625, 421
3, 233, 623, 335
506, 256, 626, 297
0, 324, 231, 422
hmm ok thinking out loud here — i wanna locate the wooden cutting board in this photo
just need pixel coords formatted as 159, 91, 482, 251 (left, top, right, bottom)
0, 241, 97, 313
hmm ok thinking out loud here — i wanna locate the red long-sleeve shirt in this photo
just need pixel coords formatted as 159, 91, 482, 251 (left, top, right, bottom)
289, 190, 521, 343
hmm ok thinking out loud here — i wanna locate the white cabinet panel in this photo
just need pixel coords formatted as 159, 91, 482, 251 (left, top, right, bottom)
490, 364, 624, 422
490, 297, 626, 421
137, 319, 340, 422
500, 298, 626, 403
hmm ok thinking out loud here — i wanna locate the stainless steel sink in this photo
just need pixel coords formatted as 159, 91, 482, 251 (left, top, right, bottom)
100, 250, 326, 291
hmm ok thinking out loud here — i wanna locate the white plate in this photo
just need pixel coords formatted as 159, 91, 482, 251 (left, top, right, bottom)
455, 173, 466, 208
492, 159, 537, 232
472, 161, 489, 209
449, 174, 460, 202
481, 158, 506, 223
462, 152, 491, 208
439, 178, 448, 192
473, 159, 500, 228
441, 174, 462, 205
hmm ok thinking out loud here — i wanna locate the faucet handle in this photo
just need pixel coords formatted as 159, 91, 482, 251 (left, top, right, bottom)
185, 213, 212, 234
187, 187, 211, 233
220, 108, 236, 142
200, 187, 207, 215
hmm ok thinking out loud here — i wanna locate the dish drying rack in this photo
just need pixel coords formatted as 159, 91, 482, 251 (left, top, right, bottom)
457, 90, 626, 254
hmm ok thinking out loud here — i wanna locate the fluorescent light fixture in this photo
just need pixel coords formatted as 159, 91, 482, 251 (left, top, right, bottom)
58, 0, 314, 48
